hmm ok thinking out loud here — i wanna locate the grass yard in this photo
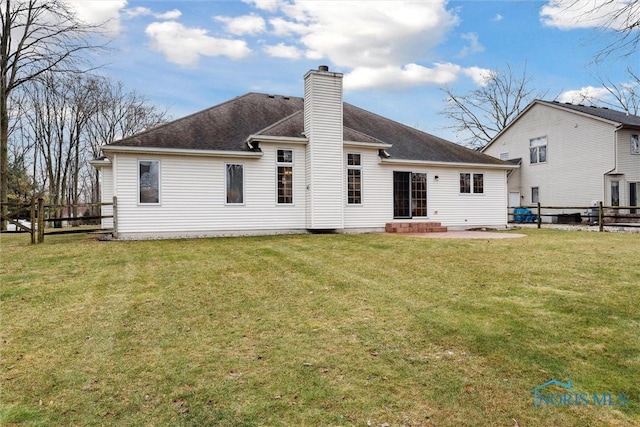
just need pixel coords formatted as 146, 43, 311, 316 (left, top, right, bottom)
1, 229, 639, 426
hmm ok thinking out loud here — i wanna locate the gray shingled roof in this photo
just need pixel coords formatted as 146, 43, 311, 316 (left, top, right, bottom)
106, 92, 507, 165
540, 100, 640, 128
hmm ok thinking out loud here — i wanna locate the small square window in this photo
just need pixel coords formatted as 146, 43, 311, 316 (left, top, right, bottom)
277, 149, 293, 163
531, 187, 539, 204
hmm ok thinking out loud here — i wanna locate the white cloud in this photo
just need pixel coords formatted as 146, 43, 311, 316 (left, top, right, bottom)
462, 67, 495, 86
124, 7, 182, 20
145, 21, 252, 66
124, 7, 152, 19
344, 63, 462, 91
215, 14, 266, 35
157, 9, 182, 20
269, 17, 309, 36
243, 0, 283, 13
540, 0, 636, 30
493, 14, 504, 22
458, 33, 485, 57
267, 1, 458, 69
67, 0, 127, 34
264, 43, 302, 59
558, 86, 612, 103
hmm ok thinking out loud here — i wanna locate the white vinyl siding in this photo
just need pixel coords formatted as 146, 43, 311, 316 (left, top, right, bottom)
484, 103, 615, 208
113, 145, 306, 238
344, 162, 508, 230
343, 150, 391, 228
618, 129, 640, 182
304, 69, 344, 229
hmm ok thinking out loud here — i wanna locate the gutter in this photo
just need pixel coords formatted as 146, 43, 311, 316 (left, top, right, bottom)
246, 134, 308, 145
101, 145, 264, 159
380, 157, 519, 170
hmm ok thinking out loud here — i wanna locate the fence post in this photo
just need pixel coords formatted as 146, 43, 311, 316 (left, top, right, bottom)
37, 198, 45, 243
598, 201, 604, 232
30, 199, 36, 244
112, 196, 118, 238
537, 202, 541, 229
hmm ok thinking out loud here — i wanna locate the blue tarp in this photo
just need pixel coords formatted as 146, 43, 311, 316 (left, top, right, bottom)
513, 207, 538, 223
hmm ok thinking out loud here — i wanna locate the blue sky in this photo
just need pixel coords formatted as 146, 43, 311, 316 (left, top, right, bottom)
69, 0, 638, 143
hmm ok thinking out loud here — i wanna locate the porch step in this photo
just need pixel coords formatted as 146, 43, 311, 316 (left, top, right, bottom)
385, 222, 448, 233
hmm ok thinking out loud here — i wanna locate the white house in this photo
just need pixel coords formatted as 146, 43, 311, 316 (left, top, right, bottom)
92, 66, 515, 239
482, 100, 640, 216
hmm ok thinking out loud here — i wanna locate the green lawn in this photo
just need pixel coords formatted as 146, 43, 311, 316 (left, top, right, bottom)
1, 230, 639, 426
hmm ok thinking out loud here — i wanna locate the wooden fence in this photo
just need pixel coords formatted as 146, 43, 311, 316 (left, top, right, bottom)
0, 197, 116, 244
510, 202, 640, 232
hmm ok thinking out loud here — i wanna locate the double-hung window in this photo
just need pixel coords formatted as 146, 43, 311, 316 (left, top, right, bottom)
460, 173, 484, 194
347, 153, 362, 204
226, 163, 244, 204
139, 160, 159, 204
277, 149, 293, 204
530, 136, 547, 164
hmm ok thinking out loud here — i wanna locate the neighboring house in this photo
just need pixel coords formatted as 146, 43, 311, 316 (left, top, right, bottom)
91, 66, 515, 239
483, 100, 640, 216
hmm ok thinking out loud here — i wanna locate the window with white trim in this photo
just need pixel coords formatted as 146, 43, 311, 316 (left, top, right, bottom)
347, 153, 362, 204
611, 181, 620, 206
460, 173, 484, 194
631, 134, 639, 155
531, 187, 539, 204
226, 163, 244, 204
530, 136, 547, 164
139, 160, 159, 204
276, 149, 293, 204
393, 171, 427, 218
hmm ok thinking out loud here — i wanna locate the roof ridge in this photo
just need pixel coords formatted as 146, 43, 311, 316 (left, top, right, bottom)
539, 99, 640, 121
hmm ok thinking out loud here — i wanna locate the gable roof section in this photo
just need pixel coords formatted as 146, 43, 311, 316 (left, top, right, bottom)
104, 92, 506, 165
484, 99, 640, 152
542, 101, 640, 128
107, 93, 304, 151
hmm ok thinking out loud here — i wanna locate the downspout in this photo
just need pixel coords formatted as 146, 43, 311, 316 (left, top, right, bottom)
603, 126, 621, 204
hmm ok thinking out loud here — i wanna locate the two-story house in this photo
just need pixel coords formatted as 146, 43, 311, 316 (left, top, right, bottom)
483, 100, 640, 217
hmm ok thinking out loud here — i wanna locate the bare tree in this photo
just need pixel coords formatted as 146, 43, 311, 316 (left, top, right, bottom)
594, 0, 640, 62
564, 67, 640, 115
440, 64, 545, 149
597, 67, 640, 115
1, 0, 105, 229
13, 72, 167, 225
565, 0, 640, 62
85, 77, 167, 205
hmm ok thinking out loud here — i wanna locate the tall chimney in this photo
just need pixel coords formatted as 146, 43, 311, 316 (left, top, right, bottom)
303, 66, 344, 230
